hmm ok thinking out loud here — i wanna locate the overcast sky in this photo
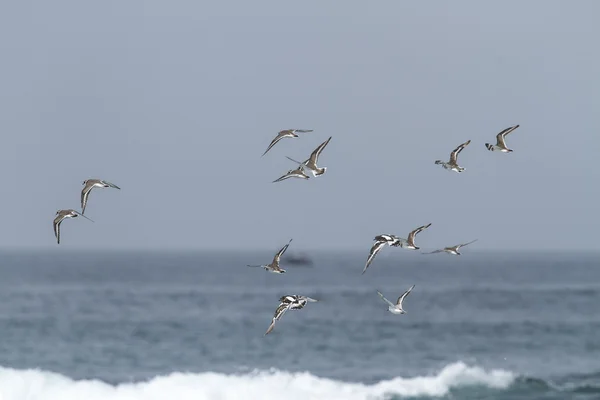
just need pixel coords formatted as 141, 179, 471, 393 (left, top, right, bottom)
0, 1, 598, 252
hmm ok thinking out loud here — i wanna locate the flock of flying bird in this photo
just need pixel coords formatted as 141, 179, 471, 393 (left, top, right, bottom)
252, 124, 521, 335
50, 124, 520, 335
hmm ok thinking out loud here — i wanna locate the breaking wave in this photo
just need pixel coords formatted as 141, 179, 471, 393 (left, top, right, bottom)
0, 362, 514, 400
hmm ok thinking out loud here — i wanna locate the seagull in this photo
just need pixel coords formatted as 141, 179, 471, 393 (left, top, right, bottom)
422, 239, 478, 255
396, 223, 432, 250
272, 165, 310, 183
435, 140, 471, 173
262, 129, 314, 157
285, 136, 332, 177
81, 179, 121, 214
485, 125, 520, 152
247, 239, 292, 273
362, 234, 401, 275
265, 295, 318, 335
377, 285, 415, 315
53, 209, 94, 244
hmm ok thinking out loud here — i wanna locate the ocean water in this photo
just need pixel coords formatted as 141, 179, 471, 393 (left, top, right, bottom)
1, 249, 599, 400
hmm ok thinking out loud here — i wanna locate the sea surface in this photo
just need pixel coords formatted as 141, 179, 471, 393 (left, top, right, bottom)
0, 249, 599, 400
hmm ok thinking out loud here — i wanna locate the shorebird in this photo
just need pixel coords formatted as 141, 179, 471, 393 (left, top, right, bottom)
247, 239, 292, 273
272, 165, 310, 183
377, 285, 415, 315
435, 140, 471, 173
265, 295, 318, 335
53, 209, 94, 244
81, 179, 121, 214
396, 223, 432, 250
485, 125, 520, 152
362, 234, 401, 275
422, 239, 478, 255
262, 129, 314, 157
285, 136, 332, 177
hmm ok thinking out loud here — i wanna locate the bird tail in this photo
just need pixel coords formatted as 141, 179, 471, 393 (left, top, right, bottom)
434, 160, 443, 165
485, 143, 494, 151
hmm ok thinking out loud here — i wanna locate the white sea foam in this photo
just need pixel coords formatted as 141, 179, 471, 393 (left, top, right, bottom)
0, 362, 514, 400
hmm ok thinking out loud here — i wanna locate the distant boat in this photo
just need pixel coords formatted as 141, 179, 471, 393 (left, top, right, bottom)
284, 252, 314, 266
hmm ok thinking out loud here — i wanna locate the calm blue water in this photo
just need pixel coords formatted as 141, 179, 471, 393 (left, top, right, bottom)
0, 249, 599, 399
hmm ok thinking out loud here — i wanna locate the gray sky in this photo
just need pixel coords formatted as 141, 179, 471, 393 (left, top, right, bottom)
0, 1, 598, 251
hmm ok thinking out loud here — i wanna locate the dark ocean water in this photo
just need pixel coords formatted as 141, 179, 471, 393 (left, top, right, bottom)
0, 249, 599, 399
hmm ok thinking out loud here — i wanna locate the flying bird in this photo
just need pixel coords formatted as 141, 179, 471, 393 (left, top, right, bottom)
396, 223, 432, 250
272, 165, 310, 183
422, 239, 478, 255
53, 209, 94, 244
285, 136, 332, 177
485, 125, 520, 152
81, 179, 121, 214
265, 295, 318, 335
247, 239, 293, 273
262, 129, 314, 157
362, 234, 401, 275
377, 285, 415, 315
435, 140, 471, 173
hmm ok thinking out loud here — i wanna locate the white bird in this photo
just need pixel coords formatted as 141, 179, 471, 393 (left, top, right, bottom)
435, 140, 471, 173
81, 179, 121, 214
485, 125, 519, 152
377, 285, 415, 315
247, 239, 293, 273
262, 129, 313, 157
422, 239, 478, 255
285, 136, 332, 177
53, 209, 94, 244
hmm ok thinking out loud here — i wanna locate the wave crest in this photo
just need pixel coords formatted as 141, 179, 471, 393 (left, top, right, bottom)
0, 362, 514, 400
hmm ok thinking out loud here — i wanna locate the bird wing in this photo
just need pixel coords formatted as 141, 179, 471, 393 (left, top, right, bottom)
103, 180, 121, 190
422, 249, 444, 254
407, 223, 432, 244
53, 214, 66, 244
80, 182, 96, 215
309, 136, 332, 164
449, 140, 471, 164
362, 241, 387, 275
496, 125, 519, 147
457, 239, 478, 249
262, 133, 288, 157
377, 290, 395, 308
265, 302, 292, 335
272, 239, 293, 265
397, 284, 415, 306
